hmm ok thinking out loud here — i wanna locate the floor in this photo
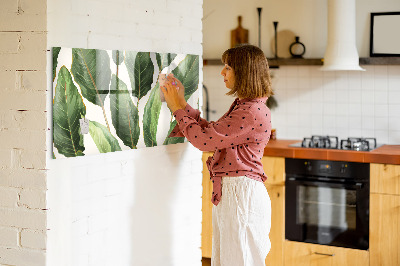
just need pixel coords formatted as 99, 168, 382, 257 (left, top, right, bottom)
202, 257, 211, 266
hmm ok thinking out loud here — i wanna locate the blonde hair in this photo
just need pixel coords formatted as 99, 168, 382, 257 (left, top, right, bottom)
221, 44, 273, 99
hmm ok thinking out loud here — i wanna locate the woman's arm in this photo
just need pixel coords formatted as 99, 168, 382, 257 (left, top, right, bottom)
172, 106, 257, 152
161, 75, 211, 137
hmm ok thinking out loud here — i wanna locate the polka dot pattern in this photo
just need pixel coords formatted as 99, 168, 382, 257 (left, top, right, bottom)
169, 97, 272, 206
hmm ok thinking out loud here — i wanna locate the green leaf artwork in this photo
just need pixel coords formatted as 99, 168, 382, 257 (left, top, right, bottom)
110, 74, 140, 149
89, 121, 122, 153
163, 120, 185, 145
156, 53, 177, 72
172, 54, 199, 101
53, 66, 86, 157
71, 48, 111, 106
125, 51, 154, 101
52, 47, 199, 159
112, 50, 124, 66
52, 47, 61, 81
143, 82, 162, 147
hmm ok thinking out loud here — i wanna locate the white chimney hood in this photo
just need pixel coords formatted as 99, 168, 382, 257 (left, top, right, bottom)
320, 0, 365, 71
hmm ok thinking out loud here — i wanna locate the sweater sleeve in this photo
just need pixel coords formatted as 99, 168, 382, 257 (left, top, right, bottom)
168, 103, 211, 137
171, 105, 257, 152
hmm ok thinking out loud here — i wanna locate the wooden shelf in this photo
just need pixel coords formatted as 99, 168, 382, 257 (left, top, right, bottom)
203, 58, 323, 67
203, 57, 400, 67
268, 58, 323, 67
359, 57, 400, 65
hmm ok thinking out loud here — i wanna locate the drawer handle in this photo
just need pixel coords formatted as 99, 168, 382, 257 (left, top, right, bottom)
314, 252, 335, 256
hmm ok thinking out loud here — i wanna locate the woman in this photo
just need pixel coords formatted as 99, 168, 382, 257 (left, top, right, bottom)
161, 44, 273, 266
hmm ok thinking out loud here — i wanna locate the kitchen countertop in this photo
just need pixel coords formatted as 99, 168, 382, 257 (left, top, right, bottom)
263, 139, 400, 165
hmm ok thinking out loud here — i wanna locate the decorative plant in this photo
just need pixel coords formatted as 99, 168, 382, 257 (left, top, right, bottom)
52, 47, 199, 158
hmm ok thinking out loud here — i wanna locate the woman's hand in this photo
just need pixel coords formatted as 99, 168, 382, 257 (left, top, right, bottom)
160, 75, 186, 113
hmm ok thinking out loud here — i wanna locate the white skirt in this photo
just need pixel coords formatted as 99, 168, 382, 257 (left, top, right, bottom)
211, 176, 271, 266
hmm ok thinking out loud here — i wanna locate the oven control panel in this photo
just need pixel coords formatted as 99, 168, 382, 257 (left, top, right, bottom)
286, 158, 369, 180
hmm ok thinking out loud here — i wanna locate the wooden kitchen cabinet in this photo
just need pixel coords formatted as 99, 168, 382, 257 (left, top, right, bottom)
261, 156, 285, 186
201, 154, 286, 265
262, 156, 285, 266
370, 163, 400, 266
264, 184, 285, 266
370, 193, 400, 266
284, 240, 369, 266
370, 163, 400, 195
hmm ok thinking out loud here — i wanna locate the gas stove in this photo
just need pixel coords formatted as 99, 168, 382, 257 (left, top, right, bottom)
289, 135, 382, 151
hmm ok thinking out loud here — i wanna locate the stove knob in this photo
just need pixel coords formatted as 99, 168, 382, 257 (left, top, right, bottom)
305, 162, 312, 171
340, 164, 347, 174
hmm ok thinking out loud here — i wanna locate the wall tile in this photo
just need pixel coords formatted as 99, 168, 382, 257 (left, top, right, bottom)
361, 90, 375, 104
375, 104, 388, 117
374, 77, 388, 91
205, 65, 400, 144
388, 131, 400, 143
389, 104, 400, 117
388, 91, 400, 104
374, 130, 389, 144
388, 117, 400, 131
374, 90, 388, 104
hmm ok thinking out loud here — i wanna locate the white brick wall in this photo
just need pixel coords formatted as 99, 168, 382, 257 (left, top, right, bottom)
46, 1, 203, 266
0, 0, 48, 265
2, 0, 203, 264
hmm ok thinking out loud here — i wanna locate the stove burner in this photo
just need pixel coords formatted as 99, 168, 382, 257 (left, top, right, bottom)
301, 135, 339, 149
295, 136, 378, 151
340, 137, 377, 151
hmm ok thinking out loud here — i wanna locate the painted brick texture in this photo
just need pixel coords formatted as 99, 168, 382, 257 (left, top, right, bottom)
0, 0, 48, 265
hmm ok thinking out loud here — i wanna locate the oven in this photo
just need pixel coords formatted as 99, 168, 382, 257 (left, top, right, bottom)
285, 158, 370, 250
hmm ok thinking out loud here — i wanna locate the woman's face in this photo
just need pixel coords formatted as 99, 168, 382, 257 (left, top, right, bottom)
220, 64, 235, 89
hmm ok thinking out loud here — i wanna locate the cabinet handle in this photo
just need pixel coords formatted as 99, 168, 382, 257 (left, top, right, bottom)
313, 252, 335, 256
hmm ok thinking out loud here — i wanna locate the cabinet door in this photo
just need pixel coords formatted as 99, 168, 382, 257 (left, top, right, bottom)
202, 152, 213, 258
284, 241, 369, 266
265, 184, 285, 266
370, 193, 400, 266
261, 156, 285, 185
370, 163, 400, 195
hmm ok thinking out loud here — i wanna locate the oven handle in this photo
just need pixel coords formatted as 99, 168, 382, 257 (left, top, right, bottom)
313, 251, 335, 256
286, 177, 364, 189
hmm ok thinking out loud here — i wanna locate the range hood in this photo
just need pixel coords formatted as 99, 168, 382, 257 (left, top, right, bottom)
320, 0, 365, 71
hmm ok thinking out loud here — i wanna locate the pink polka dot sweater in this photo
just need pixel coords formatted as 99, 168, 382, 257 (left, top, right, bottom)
169, 97, 272, 206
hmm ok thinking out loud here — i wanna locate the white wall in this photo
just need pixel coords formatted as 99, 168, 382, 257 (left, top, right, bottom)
203, 0, 400, 58
204, 65, 400, 144
0, 0, 48, 265
46, 0, 203, 266
203, 0, 400, 145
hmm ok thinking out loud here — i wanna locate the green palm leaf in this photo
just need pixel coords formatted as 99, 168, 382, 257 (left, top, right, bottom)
52, 47, 61, 81
53, 66, 86, 157
143, 82, 162, 147
109, 74, 140, 149
155, 52, 177, 72
112, 50, 124, 65
89, 121, 122, 153
172, 54, 199, 101
71, 48, 111, 106
125, 51, 154, 100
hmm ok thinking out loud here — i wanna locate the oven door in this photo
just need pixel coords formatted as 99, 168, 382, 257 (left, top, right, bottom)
285, 177, 369, 250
